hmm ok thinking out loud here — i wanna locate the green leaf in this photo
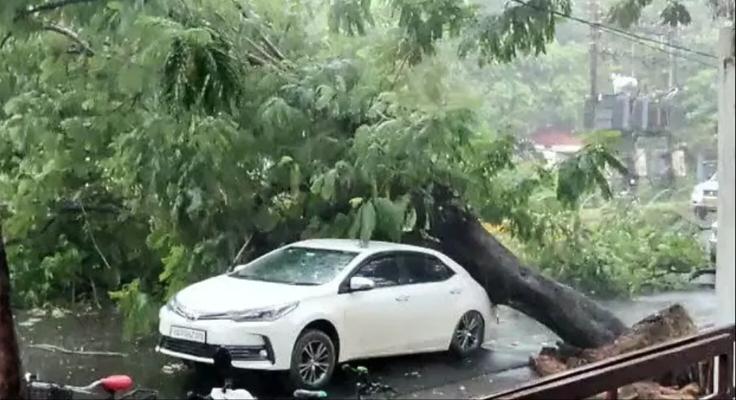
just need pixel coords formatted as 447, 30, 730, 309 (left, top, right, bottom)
310, 175, 324, 195
349, 197, 364, 208
278, 155, 294, 166
253, 207, 280, 233
290, 164, 301, 197
359, 200, 376, 244
186, 188, 203, 216
321, 169, 337, 201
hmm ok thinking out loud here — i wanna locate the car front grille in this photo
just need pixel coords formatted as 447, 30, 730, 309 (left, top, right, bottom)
159, 336, 274, 362
160, 336, 215, 358
704, 190, 718, 197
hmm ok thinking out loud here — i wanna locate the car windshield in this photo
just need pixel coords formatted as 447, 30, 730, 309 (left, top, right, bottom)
230, 246, 358, 285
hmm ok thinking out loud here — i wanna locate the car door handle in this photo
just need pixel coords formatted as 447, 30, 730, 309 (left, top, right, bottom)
395, 295, 409, 302
450, 288, 462, 295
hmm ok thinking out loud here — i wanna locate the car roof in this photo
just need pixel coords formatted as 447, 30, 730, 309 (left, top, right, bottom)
290, 238, 434, 256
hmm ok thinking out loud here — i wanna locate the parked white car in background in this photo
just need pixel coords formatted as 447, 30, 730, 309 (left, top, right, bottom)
691, 174, 718, 219
156, 239, 493, 389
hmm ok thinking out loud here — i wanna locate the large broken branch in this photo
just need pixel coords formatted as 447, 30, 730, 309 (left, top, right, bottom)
231, 0, 290, 67
28, 344, 126, 358
0, 32, 11, 50
427, 185, 627, 348
244, 37, 285, 70
43, 23, 94, 56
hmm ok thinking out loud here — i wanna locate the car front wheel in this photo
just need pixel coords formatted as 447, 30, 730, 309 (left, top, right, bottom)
289, 329, 336, 390
450, 311, 484, 358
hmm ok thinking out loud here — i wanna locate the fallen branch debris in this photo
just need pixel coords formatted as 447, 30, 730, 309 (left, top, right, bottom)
28, 344, 126, 358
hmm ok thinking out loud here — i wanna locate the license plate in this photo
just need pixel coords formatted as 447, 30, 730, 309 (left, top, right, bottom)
170, 326, 206, 343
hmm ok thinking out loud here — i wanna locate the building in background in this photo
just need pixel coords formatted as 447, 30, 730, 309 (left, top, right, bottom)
530, 127, 584, 166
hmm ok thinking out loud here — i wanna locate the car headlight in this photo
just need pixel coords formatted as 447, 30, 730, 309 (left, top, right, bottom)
166, 295, 187, 315
226, 302, 299, 322
166, 295, 179, 311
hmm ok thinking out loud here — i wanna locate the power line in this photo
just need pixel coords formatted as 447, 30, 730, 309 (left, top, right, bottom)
602, 28, 718, 68
510, 0, 718, 60
600, 44, 717, 69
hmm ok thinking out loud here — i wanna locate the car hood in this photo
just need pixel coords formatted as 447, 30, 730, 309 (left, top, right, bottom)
695, 180, 719, 192
174, 275, 321, 314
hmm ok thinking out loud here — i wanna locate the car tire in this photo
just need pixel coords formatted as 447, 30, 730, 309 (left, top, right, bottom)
191, 361, 214, 374
449, 311, 484, 358
289, 329, 336, 390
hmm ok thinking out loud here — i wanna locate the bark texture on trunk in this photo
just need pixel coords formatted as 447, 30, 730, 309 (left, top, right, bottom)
429, 201, 627, 348
0, 226, 22, 399
532, 305, 703, 399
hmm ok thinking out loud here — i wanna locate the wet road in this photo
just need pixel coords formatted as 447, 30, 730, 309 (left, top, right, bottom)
15, 289, 717, 399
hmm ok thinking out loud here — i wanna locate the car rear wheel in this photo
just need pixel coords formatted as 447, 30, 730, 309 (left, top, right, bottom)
450, 311, 484, 358
289, 329, 336, 390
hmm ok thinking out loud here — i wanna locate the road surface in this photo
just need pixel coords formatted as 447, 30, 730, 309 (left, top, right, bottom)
16, 289, 717, 398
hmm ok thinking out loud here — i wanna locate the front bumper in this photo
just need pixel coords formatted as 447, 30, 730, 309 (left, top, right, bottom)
693, 197, 718, 212
156, 307, 299, 370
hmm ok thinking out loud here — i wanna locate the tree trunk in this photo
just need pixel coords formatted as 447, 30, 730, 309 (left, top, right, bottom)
0, 225, 22, 399
532, 305, 703, 399
429, 201, 627, 348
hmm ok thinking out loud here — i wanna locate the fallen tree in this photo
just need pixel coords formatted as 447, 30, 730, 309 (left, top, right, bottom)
428, 200, 628, 348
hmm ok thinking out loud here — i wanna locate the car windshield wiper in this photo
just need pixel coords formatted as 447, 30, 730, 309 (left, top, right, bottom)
230, 274, 320, 286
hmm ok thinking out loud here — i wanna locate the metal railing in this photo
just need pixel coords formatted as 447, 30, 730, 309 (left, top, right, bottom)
487, 324, 735, 400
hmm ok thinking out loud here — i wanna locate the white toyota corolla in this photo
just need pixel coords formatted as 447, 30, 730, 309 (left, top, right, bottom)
156, 239, 493, 389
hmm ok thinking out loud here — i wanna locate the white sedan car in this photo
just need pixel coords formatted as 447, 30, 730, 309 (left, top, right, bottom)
691, 174, 718, 219
156, 239, 493, 389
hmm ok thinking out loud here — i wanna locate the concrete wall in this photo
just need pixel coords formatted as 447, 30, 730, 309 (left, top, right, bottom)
716, 27, 735, 325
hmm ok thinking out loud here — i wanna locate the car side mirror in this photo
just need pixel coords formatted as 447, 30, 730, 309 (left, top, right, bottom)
349, 277, 375, 292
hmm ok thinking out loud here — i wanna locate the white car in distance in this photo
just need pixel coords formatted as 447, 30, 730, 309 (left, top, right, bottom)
156, 239, 493, 389
691, 174, 718, 220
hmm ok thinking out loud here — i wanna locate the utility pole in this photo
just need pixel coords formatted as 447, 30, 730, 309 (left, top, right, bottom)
630, 42, 636, 77
588, 0, 599, 98
667, 27, 678, 88
716, 26, 735, 326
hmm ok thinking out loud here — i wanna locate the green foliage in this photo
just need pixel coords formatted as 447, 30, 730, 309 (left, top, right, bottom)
556, 144, 628, 207
660, 1, 692, 25
459, 0, 571, 63
609, 0, 693, 27
329, 0, 374, 35
109, 279, 158, 340
521, 203, 707, 298
608, 0, 655, 28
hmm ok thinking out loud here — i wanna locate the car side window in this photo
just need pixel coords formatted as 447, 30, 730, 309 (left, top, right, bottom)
401, 254, 455, 284
353, 257, 400, 288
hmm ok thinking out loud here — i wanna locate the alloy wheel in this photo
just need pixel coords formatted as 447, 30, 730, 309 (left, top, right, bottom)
297, 340, 331, 385
454, 311, 482, 353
